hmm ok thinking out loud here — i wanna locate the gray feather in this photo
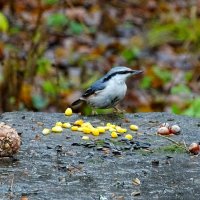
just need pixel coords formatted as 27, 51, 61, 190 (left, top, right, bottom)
82, 79, 106, 97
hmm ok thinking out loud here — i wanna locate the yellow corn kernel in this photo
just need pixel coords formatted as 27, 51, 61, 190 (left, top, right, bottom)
110, 124, 116, 128
116, 127, 127, 133
130, 124, 139, 131
74, 119, 84, 126
104, 126, 110, 130
91, 128, 100, 136
115, 125, 122, 130
106, 123, 112, 127
82, 127, 91, 134
77, 127, 83, 132
65, 108, 73, 116
106, 123, 115, 128
52, 126, 63, 133
62, 122, 71, 128
125, 134, 133, 140
109, 127, 116, 132
56, 122, 63, 126
82, 122, 91, 127
121, 128, 127, 133
88, 125, 94, 129
111, 132, 118, 138
42, 128, 50, 135
82, 123, 93, 129
71, 126, 79, 131
97, 126, 106, 133
82, 136, 90, 140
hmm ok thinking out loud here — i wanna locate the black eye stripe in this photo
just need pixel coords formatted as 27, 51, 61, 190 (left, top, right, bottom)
103, 70, 132, 82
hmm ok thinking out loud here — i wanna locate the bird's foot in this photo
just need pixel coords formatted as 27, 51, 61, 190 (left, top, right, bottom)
113, 107, 125, 114
91, 109, 98, 115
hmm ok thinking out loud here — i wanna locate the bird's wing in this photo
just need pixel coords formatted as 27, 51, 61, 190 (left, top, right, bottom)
82, 79, 106, 98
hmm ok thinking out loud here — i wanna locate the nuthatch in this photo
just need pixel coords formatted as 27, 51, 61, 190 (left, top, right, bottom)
72, 66, 142, 112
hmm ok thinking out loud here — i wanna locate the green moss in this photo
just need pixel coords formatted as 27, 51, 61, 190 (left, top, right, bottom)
95, 139, 124, 147
109, 139, 124, 146
155, 144, 186, 154
95, 139, 105, 147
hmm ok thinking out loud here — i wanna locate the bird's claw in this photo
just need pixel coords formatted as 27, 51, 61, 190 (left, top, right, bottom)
113, 107, 125, 114
91, 109, 98, 115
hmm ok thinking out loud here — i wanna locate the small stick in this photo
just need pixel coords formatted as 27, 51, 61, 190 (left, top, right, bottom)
182, 140, 190, 153
157, 134, 180, 145
8, 174, 14, 199
156, 134, 189, 152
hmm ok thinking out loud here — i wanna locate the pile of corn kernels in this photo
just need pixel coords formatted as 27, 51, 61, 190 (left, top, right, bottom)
42, 108, 139, 141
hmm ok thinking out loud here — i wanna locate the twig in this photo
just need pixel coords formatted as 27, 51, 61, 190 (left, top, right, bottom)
8, 174, 14, 199
182, 140, 190, 153
156, 134, 189, 152
156, 134, 180, 145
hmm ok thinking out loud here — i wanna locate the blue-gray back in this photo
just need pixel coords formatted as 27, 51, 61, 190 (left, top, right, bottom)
82, 77, 106, 97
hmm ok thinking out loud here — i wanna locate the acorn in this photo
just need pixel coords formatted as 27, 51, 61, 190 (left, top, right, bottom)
189, 142, 200, 155
169, 125, 181, 134
157, 126, 170, 135
0, 122, 21, 157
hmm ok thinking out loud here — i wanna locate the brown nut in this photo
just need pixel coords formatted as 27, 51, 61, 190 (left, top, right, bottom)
170, 125, 181, 134
189, 143, 200, 155
157, 127, 170, 135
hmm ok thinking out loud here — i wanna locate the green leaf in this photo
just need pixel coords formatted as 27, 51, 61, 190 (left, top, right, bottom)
47, 13, 68, 27
171, 104, 182, 114
37, 57, 52, 75
42, 0, 59, 5
140, 76, 152, 89
148, 18, 200, 47
42, 81, 58, 96
171, 84, 191, 95
122, 47, 140, 62
69, 21, 84, 35
0, 12, 9, 32
153, 66, 172, 83
32, 95, 48, 110
183, 98, 200, 117
184, 71, 193, 82
10, 26, 21, 34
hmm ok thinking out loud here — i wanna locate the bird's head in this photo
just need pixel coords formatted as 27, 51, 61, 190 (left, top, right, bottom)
103, 66, 143, 83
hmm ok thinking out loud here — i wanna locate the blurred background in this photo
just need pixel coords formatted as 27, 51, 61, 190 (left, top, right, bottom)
0, 0, 199, 116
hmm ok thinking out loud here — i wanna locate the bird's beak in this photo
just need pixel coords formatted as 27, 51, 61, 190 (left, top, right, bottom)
131, 70, 143, 75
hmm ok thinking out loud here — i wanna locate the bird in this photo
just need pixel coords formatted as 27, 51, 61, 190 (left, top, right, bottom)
71, 66, 142, 112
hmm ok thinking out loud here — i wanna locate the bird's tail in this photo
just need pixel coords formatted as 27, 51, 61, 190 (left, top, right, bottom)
71, 99, 84, 107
